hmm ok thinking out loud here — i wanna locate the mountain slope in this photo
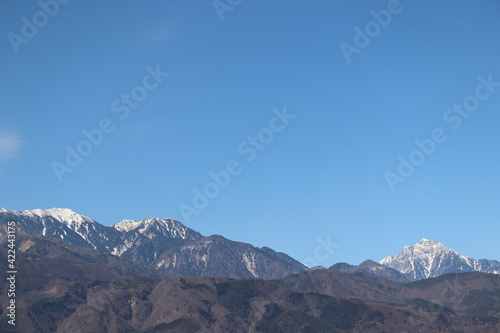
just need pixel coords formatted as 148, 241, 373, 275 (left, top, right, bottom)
2, 250, 499, 333
155, 234, 307, 279
380, 238, 500, 280
110, 216, 203, 263
276, 268, 500, 307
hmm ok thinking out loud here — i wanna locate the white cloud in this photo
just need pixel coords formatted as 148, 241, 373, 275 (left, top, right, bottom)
0, 130, 22, 161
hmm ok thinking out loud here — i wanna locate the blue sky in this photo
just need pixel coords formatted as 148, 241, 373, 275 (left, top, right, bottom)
1, 0, 500, 266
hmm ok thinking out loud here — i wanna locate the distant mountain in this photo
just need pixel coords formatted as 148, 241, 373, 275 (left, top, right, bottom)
0, 208, 307, 279
380, 238, 500, 280
329, 259, 415, 283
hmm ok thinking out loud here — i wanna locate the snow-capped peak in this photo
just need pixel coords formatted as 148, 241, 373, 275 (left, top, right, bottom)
417, 238, 437, 244
0, 207, 96, 227
380, 238, 500, 280
415, 238, 445, 248
139, 217, 193, 239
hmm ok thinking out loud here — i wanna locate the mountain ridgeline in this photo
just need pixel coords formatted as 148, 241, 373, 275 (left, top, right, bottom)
0, 208, 307, 279
1, 208, 499, 281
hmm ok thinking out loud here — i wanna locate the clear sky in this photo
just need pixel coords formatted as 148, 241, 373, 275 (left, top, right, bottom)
1, 0, 500, 266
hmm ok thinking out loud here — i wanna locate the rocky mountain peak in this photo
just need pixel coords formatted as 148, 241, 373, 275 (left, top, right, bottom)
380, 239, 500, 280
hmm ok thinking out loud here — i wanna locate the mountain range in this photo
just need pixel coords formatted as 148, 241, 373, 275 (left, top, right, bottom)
1, 208, 500, 332
1, 223, 499, 332
1, 208, 499, 281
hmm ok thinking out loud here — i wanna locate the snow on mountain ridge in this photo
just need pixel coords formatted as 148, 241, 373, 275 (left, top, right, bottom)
2, 207, 97, 227
112, 216, 195, 238
34, 208, 96, 227
112, 219, 143, 232
0, 207, 115, 250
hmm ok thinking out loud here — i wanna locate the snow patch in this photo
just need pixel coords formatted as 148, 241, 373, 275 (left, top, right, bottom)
243, 251, 259, 278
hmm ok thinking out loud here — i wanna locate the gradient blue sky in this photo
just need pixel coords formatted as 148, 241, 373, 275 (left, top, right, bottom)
1, 0, 500, 266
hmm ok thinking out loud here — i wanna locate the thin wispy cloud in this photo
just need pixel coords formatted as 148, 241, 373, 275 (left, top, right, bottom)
0, 130, 22, 161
